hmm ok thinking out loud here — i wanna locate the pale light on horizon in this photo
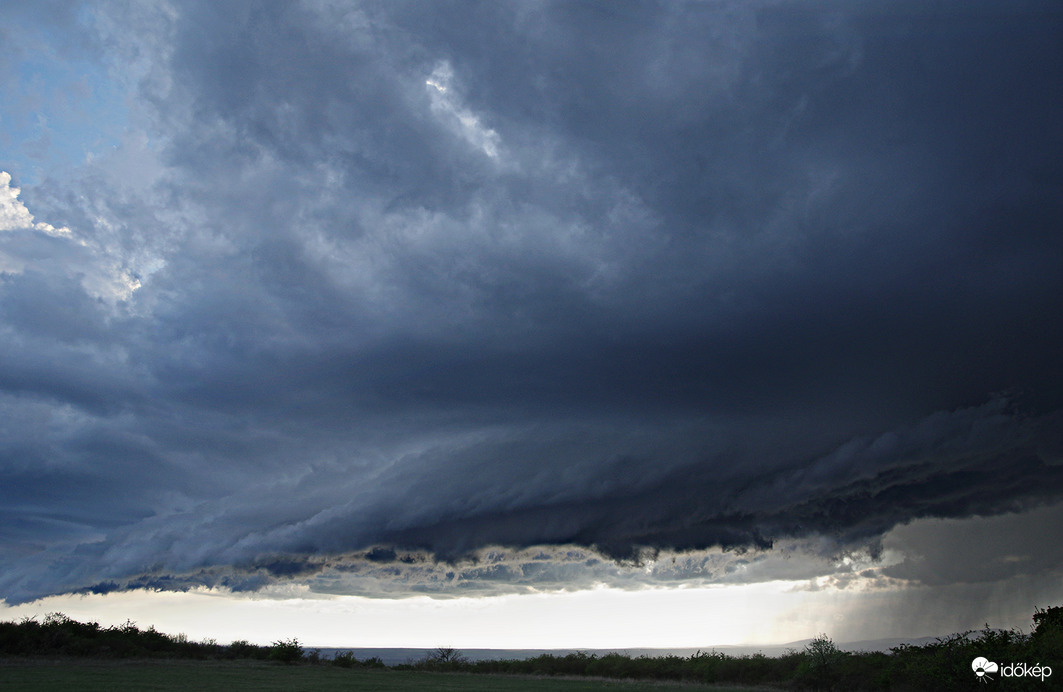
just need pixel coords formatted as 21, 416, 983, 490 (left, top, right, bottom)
1, 582, 836, 650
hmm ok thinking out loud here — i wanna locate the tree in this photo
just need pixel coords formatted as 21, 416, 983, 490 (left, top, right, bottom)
1031, 605, 1063, 659
796, 634, 844, 690
1033, 605, 1063, 637
432, 646, 466, 663
422, 646, 468, 669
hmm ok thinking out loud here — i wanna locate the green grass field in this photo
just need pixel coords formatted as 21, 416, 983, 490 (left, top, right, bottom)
0, 659, 773, 691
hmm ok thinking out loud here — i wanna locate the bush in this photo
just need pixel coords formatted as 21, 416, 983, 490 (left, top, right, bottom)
268, 637, 304, 664
333, 651, 387, 668
226, 639, 267, 659
332, 650, 357, 668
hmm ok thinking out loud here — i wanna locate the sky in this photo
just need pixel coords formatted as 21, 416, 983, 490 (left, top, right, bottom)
1, 0, 1062, 649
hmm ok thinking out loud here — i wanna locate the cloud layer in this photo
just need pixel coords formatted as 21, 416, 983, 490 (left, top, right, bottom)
2, 0, 1062, 608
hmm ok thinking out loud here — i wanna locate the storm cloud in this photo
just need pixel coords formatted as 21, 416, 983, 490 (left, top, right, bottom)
2, 0, 1062, 612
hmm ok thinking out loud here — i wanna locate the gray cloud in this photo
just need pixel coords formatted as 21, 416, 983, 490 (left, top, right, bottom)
1, 0, 1062, 616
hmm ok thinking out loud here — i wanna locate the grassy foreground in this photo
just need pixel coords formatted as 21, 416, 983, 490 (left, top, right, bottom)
0, 659, 762, 692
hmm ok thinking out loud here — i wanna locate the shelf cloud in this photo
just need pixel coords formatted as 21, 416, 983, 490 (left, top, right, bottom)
2, 0, 1061, 631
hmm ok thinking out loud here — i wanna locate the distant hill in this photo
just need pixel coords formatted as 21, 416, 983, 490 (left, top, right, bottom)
310, 636, 944, 665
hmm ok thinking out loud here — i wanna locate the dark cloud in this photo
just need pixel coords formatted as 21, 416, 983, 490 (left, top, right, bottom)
1, 0, 1062, 613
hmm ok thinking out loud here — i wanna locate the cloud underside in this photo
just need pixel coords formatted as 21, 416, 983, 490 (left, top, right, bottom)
1, 0, 1062, 606
60, 500, 1063, 604
5, 400, 1062, 604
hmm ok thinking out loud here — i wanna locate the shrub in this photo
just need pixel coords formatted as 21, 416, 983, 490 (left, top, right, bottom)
268, 637, 304, 664
333, 651, 387, 668
226, 639, 265, 659
332, 650, 357, 668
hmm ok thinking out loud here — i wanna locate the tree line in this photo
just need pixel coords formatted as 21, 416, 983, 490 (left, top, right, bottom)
2, 606, 1060, 690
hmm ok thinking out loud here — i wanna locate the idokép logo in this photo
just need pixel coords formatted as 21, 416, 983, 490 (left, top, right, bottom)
972, 656, 1052, 684
972, 657, 998, 682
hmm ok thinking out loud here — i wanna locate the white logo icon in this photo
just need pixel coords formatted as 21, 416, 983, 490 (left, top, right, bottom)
972, 657, 999, 682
